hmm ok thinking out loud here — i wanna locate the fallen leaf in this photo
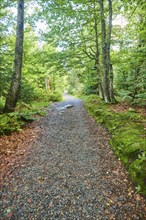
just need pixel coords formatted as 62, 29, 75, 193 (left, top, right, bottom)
28, 198, 32, 204
6, 211, 14, 218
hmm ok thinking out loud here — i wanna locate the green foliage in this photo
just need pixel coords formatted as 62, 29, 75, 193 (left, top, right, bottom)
0, 114, 24, 135
20, 80, 37, 103
20, 82, 50, 103
0, 35, 14, 98
1, 0, 145, 109
0, 101, 50, 135
48, 91, 62, 102
83, 84, 98, 95
0, 97, 5, 111
30, 101, 49, 109
112, 0, 146, 106
114, 61, 146, 105
82, 95, 146, 196
129, 152, 146, 194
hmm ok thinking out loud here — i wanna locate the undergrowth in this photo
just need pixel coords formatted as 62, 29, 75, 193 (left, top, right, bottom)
0, 101, 49, 135
0, 92, 62, 135
82, 95, 146, 196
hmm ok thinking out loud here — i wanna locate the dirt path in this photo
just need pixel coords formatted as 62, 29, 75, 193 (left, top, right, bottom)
0, 96, 146, 219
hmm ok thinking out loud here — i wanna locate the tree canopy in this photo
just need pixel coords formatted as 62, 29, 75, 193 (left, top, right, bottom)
0, 0, 146, 109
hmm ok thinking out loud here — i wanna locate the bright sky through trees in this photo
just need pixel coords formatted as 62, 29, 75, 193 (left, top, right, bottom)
9, 4, 128, 39
112, 15, 128, 27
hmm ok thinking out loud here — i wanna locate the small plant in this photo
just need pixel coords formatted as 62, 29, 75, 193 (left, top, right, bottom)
0, 114, 24, 135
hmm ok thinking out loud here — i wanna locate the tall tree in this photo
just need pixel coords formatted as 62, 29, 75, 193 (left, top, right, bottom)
4, 0, 24, 112
107, 0, 116, 103
99, 0, 116, 103
99, 0, 110, 103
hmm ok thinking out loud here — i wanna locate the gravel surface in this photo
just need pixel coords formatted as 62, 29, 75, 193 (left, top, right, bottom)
0, 96, 146, 219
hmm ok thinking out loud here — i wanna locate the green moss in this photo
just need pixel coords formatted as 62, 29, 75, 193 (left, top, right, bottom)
82, 95, 146, 196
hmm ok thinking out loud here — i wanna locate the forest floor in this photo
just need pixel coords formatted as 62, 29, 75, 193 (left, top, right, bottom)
0, 96, 146, 219
109, 102, 146, 117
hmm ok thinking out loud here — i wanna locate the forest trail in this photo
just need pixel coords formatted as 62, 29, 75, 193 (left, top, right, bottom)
0, 96, 146, 219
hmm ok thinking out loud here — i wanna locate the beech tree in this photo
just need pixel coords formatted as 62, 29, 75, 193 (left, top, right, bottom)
98, 0, 116, 103
4, 0, 24, 112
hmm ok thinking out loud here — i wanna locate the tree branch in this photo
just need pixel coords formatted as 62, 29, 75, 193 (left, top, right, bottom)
83, 49, 95, 60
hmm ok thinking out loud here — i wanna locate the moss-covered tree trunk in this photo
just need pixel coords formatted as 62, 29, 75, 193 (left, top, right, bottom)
4, 0, 24, 112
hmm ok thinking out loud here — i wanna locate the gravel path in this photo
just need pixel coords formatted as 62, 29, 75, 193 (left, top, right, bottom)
0, 96, 146, 219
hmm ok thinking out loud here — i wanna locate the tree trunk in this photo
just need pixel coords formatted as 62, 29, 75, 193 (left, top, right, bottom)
107, 0, 116, 103
109, 63, 116, 103
45, 77, 50, 94
99, 0, 110, 103
94, 5, 103, 99
4, 0, 24, 112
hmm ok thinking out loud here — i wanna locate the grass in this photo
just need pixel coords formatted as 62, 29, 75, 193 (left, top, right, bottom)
81, 94, 146, 196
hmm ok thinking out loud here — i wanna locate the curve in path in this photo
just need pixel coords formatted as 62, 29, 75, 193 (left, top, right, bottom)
0, 96, 146, 219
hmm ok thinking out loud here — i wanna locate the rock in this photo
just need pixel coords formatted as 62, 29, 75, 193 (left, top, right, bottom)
65, 104, 73, 108
56, 104, 73, 111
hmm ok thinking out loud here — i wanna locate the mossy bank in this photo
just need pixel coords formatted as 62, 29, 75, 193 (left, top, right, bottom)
81, 95, 146, 196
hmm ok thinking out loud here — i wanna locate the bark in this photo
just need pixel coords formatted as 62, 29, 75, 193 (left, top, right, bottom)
99, 0, 110, 103
45, 77, 50, 94
107, 0, 116, 103
4, 0, 24, 112
94, 5, 103, 99
109, 64, 116, 103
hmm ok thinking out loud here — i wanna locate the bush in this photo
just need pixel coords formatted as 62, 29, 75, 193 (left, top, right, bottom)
84, 84, 98, 95
0, 114, 24, 135
20, 80, 50, 103
20, 81, 37, 103
134, 93, 146, 106
0, 100, 49, 135
48, 91, 62, 102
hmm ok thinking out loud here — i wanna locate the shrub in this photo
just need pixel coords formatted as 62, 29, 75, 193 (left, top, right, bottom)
0, 114, 24, 135
20, 80, 50, 103
84, 84, 98, 95
48, 91, 62, 102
